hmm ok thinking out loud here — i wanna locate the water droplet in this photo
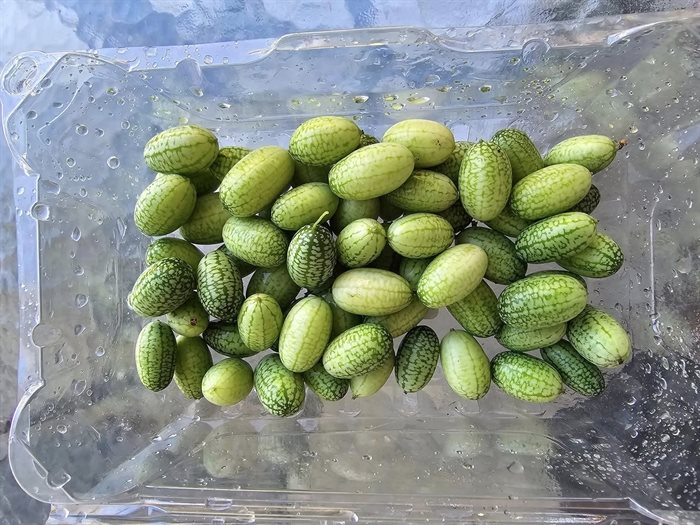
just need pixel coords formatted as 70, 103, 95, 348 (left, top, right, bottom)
353, 95, 369, 103
106, 87, 118, 95
116, 217, 127, 238
218, 102, 231, 109
507, 461, 525, 474
74, 324, 85, 336
623, 101, 634, 108
383, 94, 397, 101
626, 396, 637, 406
30, 203, 50, 221
73, 263, 84, 276
203, 54, 214, 65
27, 110, 37, 119
629, 125, 639, 134
47, 470, 70, 489
79, 188, 87, 197
606, 88, 621, 97
407, 95, 430, 104
121, 120, 130, 130
65, 157, 76, 167
107, 156, 120, 169
74, 380, 87, 395
479, 85, 492, 93
70, 227, 81, 241
75, 125, 88, 135
75, 294, 88, 308
56, 424, 67, 434
361, 454, 372, 461
95, 346, 105, 357
191, 87, 204, 97
390, 102, 405, 111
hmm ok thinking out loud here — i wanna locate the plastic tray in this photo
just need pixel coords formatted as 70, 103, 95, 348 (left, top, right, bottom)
2, 11, 699, 525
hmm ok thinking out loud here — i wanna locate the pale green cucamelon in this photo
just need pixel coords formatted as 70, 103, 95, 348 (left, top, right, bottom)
491, 351, 563, 402
440, 330, 491, 399
331, 268, 413, 316
246, 265, 300, 310
484, 205, 531, 238
278, 296, 333, 373
222, 216, 289, 268
515, 212, 597, 263
331, 198, 380, 233
544, 135, 619, 174
459, 140, 512, 221
237, 293, 284, 352
134, 174, 196, 236
323, 323, 394, 379
350, 351, 395, 398
496, 323, 567, 352
144, 125, 218, 175
557, 232, 624, 278
384, 170, 458, 212
491, 128, 544, 182
145, 237, 203, 274
387, 213, 454, 259
271, 182, 339, 231
135, 320, 177, 391
128, 257, 195, 317
166, 295, 209, 337
365, 296, 429, 338
382, 119, 455, 168
179, 192, 232, 244
202, 357, 254, 406
289, 116, 361, 166
566, 305, 631, 368
337, 218, 387, 268
174, 336, 213, 399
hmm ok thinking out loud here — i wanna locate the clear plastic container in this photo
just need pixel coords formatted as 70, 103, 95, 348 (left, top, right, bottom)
2, 11, 698, 525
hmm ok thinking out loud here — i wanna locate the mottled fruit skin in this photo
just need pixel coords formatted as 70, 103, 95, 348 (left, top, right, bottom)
433, 141, 474, 183
331, 268, 413, 316
527, 269, 588, 290
202, 322, 257, 358
135, 320, 177, 392
382, 119, 455, 168
293, 161, 331, 186
271, 183, 339, 231
497, 273, 588, 329
365, 296, 429, 338
496, 323, 567, 352
287, 219, 337, 289
144, 125, 218, 175
384, 170, 458, 213
568, 184, 601, 214
202, 357, 254, 406
398, 257, 433, 291
337, 218, 386, 268
557, 232, 624, 278
146, 237, 203, 274
237, 294, 283, 352
166, 296, 209, 337
219, 146, 294, 217
516, 212, 597, 263
303, 362, 349, 401
417, 244, 488, 308
544, 135, 618, 174
459, 140, 512, 221
387, 213, 454, 259
197, 250, 244, 322
484, 206, 531, 238
209, 146, 251, 181
438, 202, 472, 234
491, 351, 563, 403
179, 192, 232, 244
510, 164, 592, 221
358, 132, 379, 148
329, 142, 415, 200
567, 305, 631, 368
447, 280, 502, 338
128, 257, 195, 317
350, 351, 395, 398
323, 291, 362, 339
440, 330, 491, 399
247, 265, 300, 310
174, 336, 213, 399
491, 129, 544, 182
188, 168, 221, 195
541, 340, 605, 397
254, 354, 306, 416
222, 216, 289, 268
331, 198, 381, 233
134, 174, 197, 236
396, 326, 440, 393
289, 116, 361, 166
457, 226, 526, 284
279, 296, 333, 373
323, 323, 394, 379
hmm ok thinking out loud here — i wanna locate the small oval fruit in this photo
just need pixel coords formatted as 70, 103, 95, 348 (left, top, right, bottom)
303, 362, 349, 401
254, 354, 306, 416
384, 170, 458, 212
237, 294, 283, 352
566, 305, 631, 368
557, 232, 624, 278
459, 140, 512, 221
446, 280, 502, 338
197, 250, 244, 322
491, 128, 544, 182
128, 258, 195, 317
350, 351, 395, 398
287, 214, 337, 289
568, 184, 601, 214
515, 212, 597, 263
440, 330, 491, 399
166, 296, 209, 337
332, 268, 413, 316
382, 119, 455, 168
174, 336, 213, 399
484, 206, 531, 238
279, 296, 333, 373
134, 174, 197, 236
135, 320, 177, 392
323, 323, 394, 379
433, 141, 474, 183
365, 296, 429, 338
331, 198, 380, 233
398, 257, 433, 291
395, 326, 440, 393
491, 351, 563, 402
202, 322, 257, 358
144, 125, 218, 175
457, 226, 526, 284
222, 216, 289, 268
247, 265, 300, 310
179, 192, 232, 244
289, 116, 361, 166
387, 213, 454, 259
202, 357, 254, 406
209, 146, 251, 181
544, 135, 619, 173
496, 323, 567, 352
145, 237, 203, 274
541, 340, 605, 397
337, 218, 386, 268
271, 182, 339, 231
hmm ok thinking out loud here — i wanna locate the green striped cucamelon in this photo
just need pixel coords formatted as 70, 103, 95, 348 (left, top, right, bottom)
303, 362, 349, 401
456, 226, 527, 284
484, 205, 531, 238
216, 245, 257, 278
219, 146, 294, 217
278, 296, 333, 373
446, 280, 502, 338
323, 323, 394, 379
459, 140, 512, 221
567, 305, 631, 367
387, 213, 454, 259
440, 330, 491, 399
395, 325, 440, 393
491, 128, 544, 182
166, 296, 209, 337
541, 340, 605, 397
179, 192, 232, 244
222, 216, 288, 268
438, 202, 472, 234
187, 168, 221, 195
246, 265, 300, 310
365, 296, 429, 338
271, 182, 339, 231
331, 268, 413, 316
287, 213, 337, 289
398, 257, 433, 291
515, 212, 597, 263
496, 323, 567, 352
491, 351, 563, 402
382, 119, 455, 168
202, 357, 254, 406
510, 164, 592, 220
202, 322, 257, 357
197, 250, 244, 322
568, 184, 601, 214
328, 142, 415, 200
128, 257, 195, 317
289, 116, 361, 166
134, 174, 196, 236
527, 269, 588, 290
544, 135, 619, 173
322, 291, 362, 339
237, 294, 284, 352
384, 170, 458, 213
497, 273, 588, 329
417, 244, 488, 308
145, 237, 203, 273
350, 351, 395, 398
135, 320, 177, 391
330, 198, 380, 233
293, 160, 331, 186
433, 141, 474, 184
209, 146, 251, 181
254, 354, 305, 416
337, 218, 386, 268
557, 232, 624, 278
144, 125, 218, 175
174, 336, 213, 399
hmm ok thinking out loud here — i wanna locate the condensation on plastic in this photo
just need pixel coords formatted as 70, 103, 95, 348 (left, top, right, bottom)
1, 11, 699, 525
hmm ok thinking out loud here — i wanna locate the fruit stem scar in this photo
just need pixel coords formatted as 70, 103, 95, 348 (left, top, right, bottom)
312, 210, 330, 229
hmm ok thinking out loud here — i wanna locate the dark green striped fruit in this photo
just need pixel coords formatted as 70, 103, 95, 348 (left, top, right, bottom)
398, 257, 433, 291
216, 245, 256, 277
433, 141, 474, 184
144, 125, 218, 175
271, 183, 339, 231
128, 258, 195, 317
222, 216, 288, 268
202, 357, 254, 406
491, 351, 563, 402
209, 146, 251, 181
447, 280, 502, 338
384, 170, 458, 212
440, 330, 491, 399
323, 323, 394, 379
174, 336, 213, 399
202, 322, 257, 357
331, 198, 380, 233
166, 296, 209, 337
279, 296, 333, 373
457, 226, 527, 284
382, 119, 455, 168
350, 351, 395, 398
541, 340, 605, 396
287, 213, 337, 289
303, 362, 349, 401
289, 116, 361, 166
496, 323, 566, 352
179, 192, 232, 244
197, 250, 244, 322
491, 129, 544, 182
544, 135, 619, 173
515, 212, 597, 263
497, 273, 587, 329
237, 294, 283, 352
387, 213, 454, 259
293, 161, 331, 186
567, 305, 631, 368
134, 174, 197, 236
395, 326, 440, 393
188, 168, 221, 195
337, 218, 386, 268
254, 354, 305, 416
568, 184, 601, 214
146, 238, 203, 273
459, 140, 512, 221
246, 265, 300, 310
484, 205, 531, 237
135, 320, 177, 392
323, 291, 362, 339
365, 296, 429, 338
332, 269, 412, 316
438, 203, 472, 233
557, 232, 624, 278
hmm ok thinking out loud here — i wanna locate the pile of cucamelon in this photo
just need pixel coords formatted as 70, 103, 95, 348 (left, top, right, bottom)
129, 117, 631, 416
